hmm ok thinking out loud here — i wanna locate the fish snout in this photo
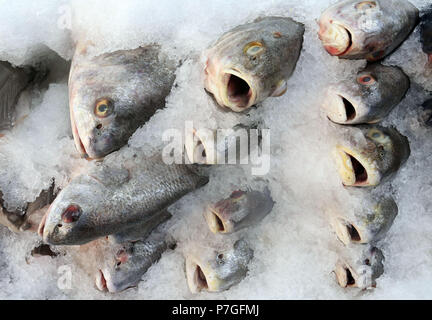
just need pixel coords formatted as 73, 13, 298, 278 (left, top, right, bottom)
322, 91, 358, 124
318, 21, 351, 56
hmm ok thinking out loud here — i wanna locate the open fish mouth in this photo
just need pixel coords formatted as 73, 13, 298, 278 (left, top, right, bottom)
186, 258, 219, 293
324, 93, 357, 124
319, 22, 353, 56
70, 107, 90, 160
222, 70, 255, 111
335, 262, 358, 288
335, 146, 379, 187
185, 129, 216, 164
204, 206, 230, 234
332, 218, 363, 245
95, 270, 109, 292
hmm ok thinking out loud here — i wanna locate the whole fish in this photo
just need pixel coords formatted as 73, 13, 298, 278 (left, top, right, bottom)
95, 231, 175, 293
0, 61, 32, 131
318, 0, 419, 61
38, 151, 208, 245
204, 188, 274, 234
420, 8, 432, 63
323, 64, 409, 124
334, 125, 410, 187
329, 196, 398, 245
334, 246, 384, 289
185, 239, 253, 293
69, 44, 176, 159
205, 16, 304, 112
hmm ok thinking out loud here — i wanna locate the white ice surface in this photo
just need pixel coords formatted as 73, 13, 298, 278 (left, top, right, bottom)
0, 0, 431, 300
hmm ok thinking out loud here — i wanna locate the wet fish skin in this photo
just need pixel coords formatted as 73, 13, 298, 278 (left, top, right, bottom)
96, 231, 175, 293
330, 196, 398, 245
323, 64, 410, 124
39, 151, 208, 245
420, 8, 432, 62
335, 125, 410, 187
0, 61, 31, 131
204, 188, 274, 234
335, 246, 384, 289
185, 239, 253, 293
205, 16, 304, 112
318, 0, 419, 61
69, 45, 176, 159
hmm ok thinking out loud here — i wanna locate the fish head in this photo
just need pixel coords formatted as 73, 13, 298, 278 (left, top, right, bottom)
185, 239, 253, 293
319, 0, 417, 60
323, 64, 409, 124
334, 126, 410, 187
205, 17, 304, 112
38, 175, 110, 245
95, 243, 141, 293
69, 55, 150, 160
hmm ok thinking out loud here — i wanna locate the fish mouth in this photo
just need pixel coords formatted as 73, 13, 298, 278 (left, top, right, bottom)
332, 218, 363, 245
70, 107, 91, 160
95, 270, 109, 292
186, 258, 220, 293
204, 206, 230, 234
184, 129, 216, 164
335, 147, 372, 187
323, 93, 357, 124
221, 70, 255, 111
335, 262, 357, 288
319, 22, 353, 56
37, 202, 54, 239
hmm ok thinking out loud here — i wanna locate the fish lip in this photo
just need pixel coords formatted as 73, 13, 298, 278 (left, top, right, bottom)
323, 91, 358, 124
204, 206, 230, 234
38, 202, 55, 239
186, 258, 211, 293
335, 261, 357, 288
184, 129, 216, 164
221, 69, 256, 112
335, 146, 379, 187
70, 106, 92, 160
319, 21, 353, 56
331, 217, 363, 245
95, 270, 109, 292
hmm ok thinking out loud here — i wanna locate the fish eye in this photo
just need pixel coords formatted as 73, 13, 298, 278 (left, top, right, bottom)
243, 41, 265, 57
94, 98, 114, 118
357, 74, 376, 85
355, 1, 377, 9
61, 205, 82, 223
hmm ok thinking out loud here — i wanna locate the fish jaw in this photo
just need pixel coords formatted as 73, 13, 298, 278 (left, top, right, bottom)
205, 57, 257, 112
204, 204, 235, 234
335, 145, 381, 187
323, 88, 362, 124
184, 128, 217, 164
318, 20, 352, 56
185, 256, 223, 293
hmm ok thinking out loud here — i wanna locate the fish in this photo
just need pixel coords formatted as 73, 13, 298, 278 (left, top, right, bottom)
318, 0, 419, 61
420, 8, 432, 63
69, 44, 176, 159
185, 239, 253, 293
0, 61, 32, 131
204, 188, 274, 234
334, 246, 384, 289
334, 125, 410, 187
204, 16, 304, 112
323, 64, 409, 124
0, 181, 56, 233
329, 196, 398, 245
95, 230, 175, 293
38, 151, 209, 245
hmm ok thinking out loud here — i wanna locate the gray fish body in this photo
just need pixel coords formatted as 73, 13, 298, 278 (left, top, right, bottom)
69, 45, 176, 159
204, 188, 275, 234
109, 209, 172, 244
323, 64, 410, 124
40, 151, 208, 245
205, 16, 304, 112
96, 231, 174, 293
185, 239, 253, 293
420, 8, 432, 60
319, 0, 419, 61
335, 246, 384, 289
0, 61, 31, 131
335, 125, 410, 187
330, 196, 398, 245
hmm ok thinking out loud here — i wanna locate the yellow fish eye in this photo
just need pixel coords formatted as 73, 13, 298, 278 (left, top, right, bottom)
94, 98, 113, 118
355, 1, 377, 10
244, 41, 265, 57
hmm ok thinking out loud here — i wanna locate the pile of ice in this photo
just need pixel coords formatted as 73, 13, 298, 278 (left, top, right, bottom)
0, 0, 431, 300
